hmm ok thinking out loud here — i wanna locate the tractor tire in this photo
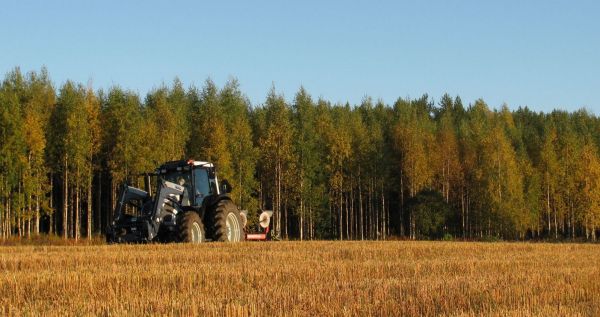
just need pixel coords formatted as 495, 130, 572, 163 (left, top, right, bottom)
210, 200, 244, 242
177, 212, 205, 243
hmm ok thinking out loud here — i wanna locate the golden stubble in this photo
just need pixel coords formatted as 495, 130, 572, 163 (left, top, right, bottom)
0, 241, 599, 316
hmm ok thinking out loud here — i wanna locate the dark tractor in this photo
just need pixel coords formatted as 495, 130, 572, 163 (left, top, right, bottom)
106, 160, 245, 243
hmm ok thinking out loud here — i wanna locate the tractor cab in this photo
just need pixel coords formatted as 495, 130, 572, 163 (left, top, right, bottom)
154, 160, 225, 208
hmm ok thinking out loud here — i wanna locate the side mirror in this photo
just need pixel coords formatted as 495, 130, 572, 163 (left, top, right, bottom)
220, 179, 233, 194
208, 168, 216, 178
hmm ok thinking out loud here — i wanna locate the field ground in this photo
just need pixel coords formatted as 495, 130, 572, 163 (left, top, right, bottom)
1, 241, 599, 316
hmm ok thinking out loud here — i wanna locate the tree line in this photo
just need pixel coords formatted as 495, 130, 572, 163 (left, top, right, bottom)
1, 67, 599, 241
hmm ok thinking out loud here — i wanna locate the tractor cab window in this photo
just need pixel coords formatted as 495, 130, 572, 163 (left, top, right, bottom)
162, 170, 192, 206
194, 168, 211, 205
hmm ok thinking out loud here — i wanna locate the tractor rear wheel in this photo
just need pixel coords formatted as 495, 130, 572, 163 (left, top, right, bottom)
178, 212, 205, 243
211, 200, 244, 242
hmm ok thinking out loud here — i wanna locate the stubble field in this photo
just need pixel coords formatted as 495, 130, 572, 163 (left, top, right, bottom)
0, 241, 599, 316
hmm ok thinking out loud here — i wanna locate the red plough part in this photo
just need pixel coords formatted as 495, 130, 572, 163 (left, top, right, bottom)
246, 226, 270, 241
240, 210, 272, 241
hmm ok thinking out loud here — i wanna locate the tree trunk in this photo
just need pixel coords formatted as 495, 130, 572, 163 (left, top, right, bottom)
75, 176, 80, 241
571, 200, 575, 240
350, 175, 354, 240
7, 197, 10, 237
386, 193, 390, 239
553, 203, 558, 239
381, 183, 385, 240
0, 189, 3, 238
345, 190, 349, 240
276, 159, 281, 238
310, 207, 314, 240
87, 177, 93, 240
284, 196, 288, 239
461, 188, 465, 238
546, 183, 551, 237
49, 175, 54, 235
35, 184, 40, 235
367, 180, 371, 239
466, 191, 470, 238
63, 158, 69, 239
339, 175, 343, 241
375, 182, 379, 240
400, 169, 404, 237
359, 172, 364, 240
299, 180, 303, 241
26, 190, 31, 238
110, 180, 116, 227
96, 172, 101, 234
18, 181, 22, 238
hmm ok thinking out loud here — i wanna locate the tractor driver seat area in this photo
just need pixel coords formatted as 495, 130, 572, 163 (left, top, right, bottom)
176, 177, 191, 206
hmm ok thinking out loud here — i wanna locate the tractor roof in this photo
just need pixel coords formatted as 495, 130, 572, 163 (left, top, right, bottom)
191, 161, 214, 167
158, 160, 214, 170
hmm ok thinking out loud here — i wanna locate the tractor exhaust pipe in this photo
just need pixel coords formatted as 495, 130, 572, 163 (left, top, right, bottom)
144, 174, 152, 196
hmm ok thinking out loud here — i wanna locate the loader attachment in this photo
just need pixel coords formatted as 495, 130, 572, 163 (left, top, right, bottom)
113, 185, 150, 222
107, 181, 185, 243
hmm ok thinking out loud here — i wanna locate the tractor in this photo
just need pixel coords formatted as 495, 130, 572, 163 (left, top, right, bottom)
106, 160, 249, 243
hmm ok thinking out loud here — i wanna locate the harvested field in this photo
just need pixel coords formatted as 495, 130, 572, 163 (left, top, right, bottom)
1, 241, 599, 316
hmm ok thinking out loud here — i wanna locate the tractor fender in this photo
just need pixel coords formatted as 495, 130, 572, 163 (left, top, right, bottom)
205, 194, 234, 208
204, 195, 235, 217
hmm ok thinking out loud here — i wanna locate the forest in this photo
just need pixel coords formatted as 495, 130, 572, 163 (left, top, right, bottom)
1, 67, 599, 241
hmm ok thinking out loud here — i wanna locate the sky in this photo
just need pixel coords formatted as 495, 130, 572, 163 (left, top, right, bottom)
1, 0, 598, 113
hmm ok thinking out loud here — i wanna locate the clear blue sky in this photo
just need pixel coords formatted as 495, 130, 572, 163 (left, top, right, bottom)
1, 0, 598, 112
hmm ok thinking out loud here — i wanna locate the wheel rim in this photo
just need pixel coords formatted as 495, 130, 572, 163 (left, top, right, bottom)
226, 212, 240, 242
191, 222, 202, 243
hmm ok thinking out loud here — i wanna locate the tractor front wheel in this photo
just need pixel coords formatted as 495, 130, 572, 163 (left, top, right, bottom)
178, 212, 205, 243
